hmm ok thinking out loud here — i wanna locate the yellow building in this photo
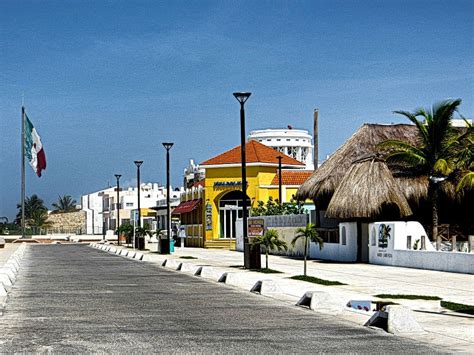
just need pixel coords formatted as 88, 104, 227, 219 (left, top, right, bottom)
174, 141, 312, 249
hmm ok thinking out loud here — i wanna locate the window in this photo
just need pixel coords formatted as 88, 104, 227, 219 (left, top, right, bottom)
341, 226, 346, 245
276, 138, 281, 141
296, 139, 299, 141
267, 139, 271, 141
126, 202, 133, 207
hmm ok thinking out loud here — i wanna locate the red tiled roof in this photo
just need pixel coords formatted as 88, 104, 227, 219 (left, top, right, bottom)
271, 170, 313, 186
201, 141, 304, 167
172, 199, 201, 215
193, 180, 205, 188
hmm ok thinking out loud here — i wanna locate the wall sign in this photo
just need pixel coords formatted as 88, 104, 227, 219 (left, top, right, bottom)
248, 218, 265, 237
205, 203, 212, 230
377, 223, 393, 258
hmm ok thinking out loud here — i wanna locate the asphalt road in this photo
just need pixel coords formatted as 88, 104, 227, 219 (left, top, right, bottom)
0, 245, 439, 353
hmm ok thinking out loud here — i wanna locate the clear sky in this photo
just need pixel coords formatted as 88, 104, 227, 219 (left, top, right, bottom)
0, 0, 472, 220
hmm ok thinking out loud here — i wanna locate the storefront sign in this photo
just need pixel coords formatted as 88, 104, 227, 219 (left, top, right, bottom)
248, 218, 265, 237
213, 181, 243, 188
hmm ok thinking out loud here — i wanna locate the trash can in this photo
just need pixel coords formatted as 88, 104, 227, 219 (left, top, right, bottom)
244, 243, 261, 269
137, 237, 145, 250
170, 238, 175, 253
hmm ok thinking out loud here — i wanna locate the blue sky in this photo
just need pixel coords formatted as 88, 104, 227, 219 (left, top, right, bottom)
0, 0, 472, 220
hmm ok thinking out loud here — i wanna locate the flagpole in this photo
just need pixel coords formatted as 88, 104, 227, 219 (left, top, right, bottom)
21, 106, 26, 239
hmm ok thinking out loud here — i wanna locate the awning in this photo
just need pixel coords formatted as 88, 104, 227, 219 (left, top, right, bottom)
172, 199, 202, 215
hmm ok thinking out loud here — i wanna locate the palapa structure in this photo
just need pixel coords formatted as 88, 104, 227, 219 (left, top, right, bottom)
297, 123, 468, 223
325, 155, 413, 219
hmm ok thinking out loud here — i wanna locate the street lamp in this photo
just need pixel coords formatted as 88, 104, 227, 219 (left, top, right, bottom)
277, 156, 283, 204
162, 142, 174, 254
134, 160, 143, 249
114, 174, 122, 245
233, 92, 260, 269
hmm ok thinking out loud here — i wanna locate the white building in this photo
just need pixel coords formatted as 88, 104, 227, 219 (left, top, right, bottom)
248, 128, 314, 170
81, 183, 182, 235
183, 159, 205, 188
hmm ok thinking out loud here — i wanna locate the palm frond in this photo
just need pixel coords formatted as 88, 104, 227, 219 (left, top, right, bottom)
394, 110, 429, 144
456, 170, 474, 191
433, 159, 453, 176
385, 151, 427, 168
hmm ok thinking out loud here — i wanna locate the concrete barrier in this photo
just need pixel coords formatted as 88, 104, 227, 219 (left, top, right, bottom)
296, 291, 345, 313
134, 252, 144, 260
386, 305, 424, 334
0, 274, 12, 289
164, 259, 182, 270
120, 250, 128, 256
128, 251, 136, 258
251, 280, 283, 295
0, 268, 15, 282
0, 284, 6, 297
179, 263, 202, 275
109, 247, 117, 253
199, 266, 226, 281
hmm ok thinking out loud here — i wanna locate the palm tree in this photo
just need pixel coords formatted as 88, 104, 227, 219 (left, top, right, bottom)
292, 223, 323, 276
52, 195, 77, 212
252, 229, 287, 269
453, 119, 474, 191
28, 209, 52, 233
16, 194, 47, 225
117, 223, 134, 245
378, 99, 462, 247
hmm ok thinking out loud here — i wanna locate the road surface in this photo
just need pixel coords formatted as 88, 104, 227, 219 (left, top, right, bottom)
0, 245, 439, 353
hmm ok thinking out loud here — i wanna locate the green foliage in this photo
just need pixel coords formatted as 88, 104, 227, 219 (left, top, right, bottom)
441, 300, 474, 315
290, 275, 345, 286
292, 223, 323, 276
249, 268, 283, 274
179, 256, 198, 259
117, 223, 134, 244
16, 194, 47, 226
375, 294, 441, 300
252, 228, 288, 269
250, 197, 305, 216
52, 195, 77, 213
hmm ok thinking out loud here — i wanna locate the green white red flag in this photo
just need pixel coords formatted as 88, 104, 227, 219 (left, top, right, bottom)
24, 114, 46, 177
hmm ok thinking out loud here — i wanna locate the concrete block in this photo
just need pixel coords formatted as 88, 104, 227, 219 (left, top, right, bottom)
134, 252, 144, 260
142, 254, 167, 264
164, 259, 182, 270
5, 262, 19, 273
0, 268, 16, 282
296, 291, 344, 313
115, 249, 121, 255
222, 272, 251, 288
0, 274, 12, 289
0, 283, 7, 297
109, 247, 117, 253
179, 263, 201, 275
386, 305, 424, 334
251, 280, 283, 295
128, 251, 136, 258
120, 250, 128, 256
199, 267, 226, 281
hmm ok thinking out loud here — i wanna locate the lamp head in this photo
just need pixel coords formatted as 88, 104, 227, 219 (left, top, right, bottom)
114, 174, 122, 180
134, 160, 143, 168
162, 142, 174, 151
233, 92, 251, 104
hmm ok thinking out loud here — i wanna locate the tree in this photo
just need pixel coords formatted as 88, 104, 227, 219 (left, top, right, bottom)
28, 209, 52, 232
378, 99, 463, 247
52, 195, 77, 213
16, 194, 47, 226
453, 119, 474, 191
292, 223, 323, 277
117, 223, 133, 244
251, 229, 287, 269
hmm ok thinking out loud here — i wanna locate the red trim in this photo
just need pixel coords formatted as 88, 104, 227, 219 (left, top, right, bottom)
172, 199, 201, 214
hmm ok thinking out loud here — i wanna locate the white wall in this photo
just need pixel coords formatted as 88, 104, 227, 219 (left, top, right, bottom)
309, 222, 358, 262
369, 221, 473, 274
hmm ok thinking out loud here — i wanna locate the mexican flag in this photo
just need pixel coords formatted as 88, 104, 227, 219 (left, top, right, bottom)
24, 114, 46, 177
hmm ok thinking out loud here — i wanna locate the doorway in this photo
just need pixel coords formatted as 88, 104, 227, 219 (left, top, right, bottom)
218, 190, 250, 239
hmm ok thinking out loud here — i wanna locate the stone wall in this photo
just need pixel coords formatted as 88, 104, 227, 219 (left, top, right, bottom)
47, 210, 86, 234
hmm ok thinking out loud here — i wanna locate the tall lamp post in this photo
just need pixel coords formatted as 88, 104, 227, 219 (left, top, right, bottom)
114, 174, 122, 245
162, 143, 174, 254
134, 160, 143, 249
233, 92, 260, 269
277, 156, 283, 204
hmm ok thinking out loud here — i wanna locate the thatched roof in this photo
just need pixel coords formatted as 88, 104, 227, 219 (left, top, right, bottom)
296, 123, 422, 202
325, 156, 413, 219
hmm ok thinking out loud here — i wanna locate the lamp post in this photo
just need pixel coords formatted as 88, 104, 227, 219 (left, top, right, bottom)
277, 156, 282, 204
162, 143, 174, 254
233, 92, 260, 269
134, 160, 143, 249
114, 174, 122, 245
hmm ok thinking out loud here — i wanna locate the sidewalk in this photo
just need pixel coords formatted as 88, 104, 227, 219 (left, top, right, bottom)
130, 245, 473, 353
